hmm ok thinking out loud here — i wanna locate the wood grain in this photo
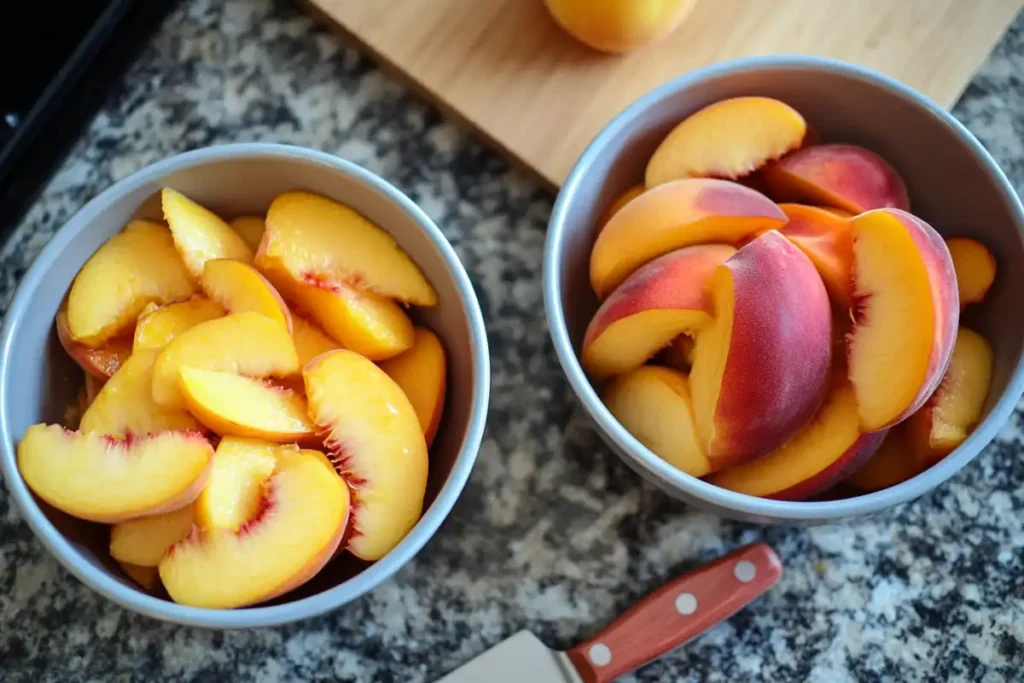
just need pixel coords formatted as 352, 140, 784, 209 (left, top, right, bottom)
308, 0, 1021, 187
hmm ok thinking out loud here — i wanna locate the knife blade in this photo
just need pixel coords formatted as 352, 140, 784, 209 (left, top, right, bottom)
437, 543, 782, 683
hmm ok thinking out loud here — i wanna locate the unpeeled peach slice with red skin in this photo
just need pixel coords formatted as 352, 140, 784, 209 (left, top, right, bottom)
65, 220, 195, 347
847, 209, 959, 431
200, 258, 292, 333
56, 311, 132, 380
305, 350, 428, 561
229, 215, 266, 252
762, 143, 910, 214
778, 203, 854, 309
589, 178, 786, 299
291, 314, 343, 367
601, 365, 710, 477
17, 425, 212, 523
195, 437, 280, 531
110, 504, 195, 567
690, 230, 832, 469
378, 326, 448, 446
945, 237, 997, 308
133, 296, 224, 352
845, 426, 918, 492
645, 97, 807, 187
161, 188, 254, 278
582, 244, 735, 381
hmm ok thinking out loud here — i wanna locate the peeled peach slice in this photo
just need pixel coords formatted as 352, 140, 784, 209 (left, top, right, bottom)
292, 314, 343, 367
80, 349, 201, 437
596, 184, 644, 234
120, 562, 161, 592
179, 366, 316, 442
582, 244, 735, 380
229, 215, 266, 252
17, 425, 212, 523
778, 203, 853, 308
259, 191, 437, 306
305, 350, 428, 561
708, 380, 885, 500
845, 426, 918, 492
378, 326, 448, 446
646, 97, 807, 187
56, 311, 132, 380
133, 296, 224, 352
848, 209, 959, 431
110, 504, 195, 566
162, 188, 254, 278
589, 179, 786, 299
762, 144, 910, 214
200, 258, 291, 333
151, 312, 301, 410
945, 237, 997, 307
66, 220, 195, 346
602, 366, 709, 477
906, 326, 993, 469
159, 445, 349, 609
691, 231, 832, 468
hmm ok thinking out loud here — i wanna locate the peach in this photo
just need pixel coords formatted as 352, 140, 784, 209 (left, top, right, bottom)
159, 444, 349, 609
259, 191, 437, 306
200, 258, 291, 333
17, 425, 212, 523
690, 231, 832, 468
845, 426, 918, 492
945, 237, 997, 307
56, 311, 132, 380
848, 209, 959, 431
762, 144, 910, 214
132, 296, 224, 352
162, 188, 254, 278
66, 220, 195, 346
662, 335, 694, 372
545, 0, 696, 53
291, 314, 343, 367
906, 326, 993, 469
596, 184, 644, 233
179, 366, 316, 442
195, 437, 279, 531
778, 203, 853, 308
646, 97, 807, 187
151, 312, 301, 410
601, 366, 709, 477
378, 326, 448, 446
708, 380, 885, 500
119, 562, 161, 592
589, 178, 787, 299
110, 504, 195, 566
80, 349, 201, 437
305, 350, 428, 561
84, 374, 104, 405
582, 244, 735, 380
229, 215, 266, 252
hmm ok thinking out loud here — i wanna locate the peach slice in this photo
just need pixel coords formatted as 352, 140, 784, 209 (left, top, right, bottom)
259, 190, 437, 306
589, 179, 786, 299
848, 209, 959, 431
119, 562, 161, 592
708, 380, 885, 500
691, 231, 832, 468
596, 184, 645, 234
582, 244, 735, 380
646, 97, 807, 186
200, 258, 291, 333
56, 311, 132, 380
906, 326, 994, 469
162, 188, 254, 278
602, 366, 710, 477
544, 0, 697, 53
292, 314, 343, 367
229, 215, 266, 252
159, 444, 349, 609
195, 437, 279, 531
66, 220, 195, 347
151, 312, 301, 410
778, 203, 854, 308
80, 349, 201, 437
945, 237, 997, 307
845, 426, 918, 492
110, 504, 195, 566
179, 366, 316, 442
17, 425, 212, 523
133, 296, 224, 352
378, 326, 448, 446
762, 144, 910, 214
305, 350, 428, 561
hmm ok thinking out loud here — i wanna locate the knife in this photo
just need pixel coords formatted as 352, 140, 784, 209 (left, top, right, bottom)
436, 543, 782, 683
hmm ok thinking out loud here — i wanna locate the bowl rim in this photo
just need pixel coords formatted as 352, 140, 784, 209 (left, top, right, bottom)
544, 55, 1024, 520
0, 142, 490, 627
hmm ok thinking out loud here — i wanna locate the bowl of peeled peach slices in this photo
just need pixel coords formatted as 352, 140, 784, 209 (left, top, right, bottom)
545, 56, 1024, 523
0, 144, 489, 627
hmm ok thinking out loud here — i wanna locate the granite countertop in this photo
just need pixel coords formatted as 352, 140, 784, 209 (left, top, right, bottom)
2, 1, 1023, 680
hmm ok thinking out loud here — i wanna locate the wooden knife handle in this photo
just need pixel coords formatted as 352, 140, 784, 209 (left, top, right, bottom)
565, 543, 782, 683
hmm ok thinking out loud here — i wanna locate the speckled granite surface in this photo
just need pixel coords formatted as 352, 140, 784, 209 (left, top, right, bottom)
1, 1, 1023, 680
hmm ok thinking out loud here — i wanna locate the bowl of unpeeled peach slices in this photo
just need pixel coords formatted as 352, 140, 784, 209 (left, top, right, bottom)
554, 89, 1015, 509
11, 177, 467, 611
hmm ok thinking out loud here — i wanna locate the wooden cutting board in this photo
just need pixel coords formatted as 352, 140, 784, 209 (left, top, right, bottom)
306, 0, 1021, 187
